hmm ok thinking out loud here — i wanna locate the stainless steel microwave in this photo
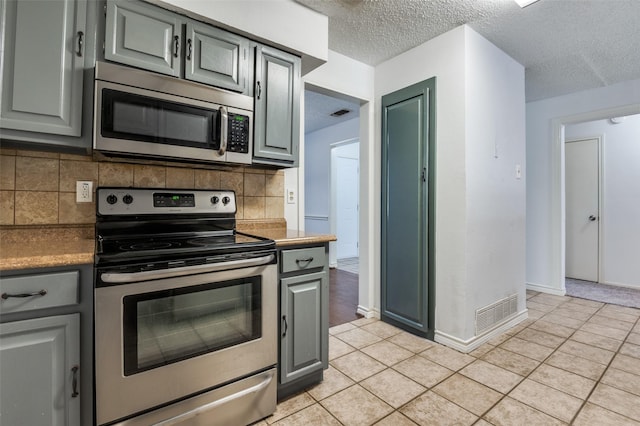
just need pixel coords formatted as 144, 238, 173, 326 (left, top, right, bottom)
93, 61, 253, 165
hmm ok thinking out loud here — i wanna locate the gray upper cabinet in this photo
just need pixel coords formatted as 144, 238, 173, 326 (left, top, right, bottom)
185, 22, 248, 92
104, 0, 250, 94
0, 0, 87, 137
253, 45, 301, 167
105, 0, 181, 77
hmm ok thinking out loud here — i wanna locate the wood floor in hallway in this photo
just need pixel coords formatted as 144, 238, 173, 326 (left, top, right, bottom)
329, 268, 361, 327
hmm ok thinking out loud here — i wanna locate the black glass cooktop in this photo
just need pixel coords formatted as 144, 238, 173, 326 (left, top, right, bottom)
95, 231, 275, 266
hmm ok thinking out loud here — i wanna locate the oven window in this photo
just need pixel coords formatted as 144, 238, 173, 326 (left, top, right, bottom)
122, 277, 261, 375
101, 89, 220, 149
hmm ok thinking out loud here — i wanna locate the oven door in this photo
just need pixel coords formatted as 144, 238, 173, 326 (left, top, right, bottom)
95, 257, 277, 426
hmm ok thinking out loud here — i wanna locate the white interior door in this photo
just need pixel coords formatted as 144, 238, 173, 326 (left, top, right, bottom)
336, 156, 359, 259
565, 138, 600, 281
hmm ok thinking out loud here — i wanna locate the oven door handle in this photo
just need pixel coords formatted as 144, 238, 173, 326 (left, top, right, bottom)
155, 370, 274, 426
100, 254, 275, 283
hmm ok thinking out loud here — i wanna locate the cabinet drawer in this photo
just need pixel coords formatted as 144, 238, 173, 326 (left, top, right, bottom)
0, 271, 79, 314
281, 247, 325, 274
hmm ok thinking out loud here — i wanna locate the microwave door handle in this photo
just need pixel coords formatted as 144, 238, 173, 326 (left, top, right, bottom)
218, 106, 228, 156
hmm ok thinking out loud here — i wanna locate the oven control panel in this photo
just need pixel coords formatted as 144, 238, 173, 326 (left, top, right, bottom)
97, 188, 236, 215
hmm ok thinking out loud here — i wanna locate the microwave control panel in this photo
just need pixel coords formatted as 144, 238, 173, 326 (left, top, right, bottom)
227, 113, 250, 153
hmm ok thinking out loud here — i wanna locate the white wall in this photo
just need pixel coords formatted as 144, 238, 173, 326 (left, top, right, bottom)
152, 0, 328, 73
464, 29, 527, 339
304, 117, 359, 233
375, 26, 527, 347
565, 114, 640, 288
526, 79, 640, 294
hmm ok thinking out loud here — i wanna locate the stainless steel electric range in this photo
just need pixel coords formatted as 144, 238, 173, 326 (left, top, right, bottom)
94, 187, 277, 426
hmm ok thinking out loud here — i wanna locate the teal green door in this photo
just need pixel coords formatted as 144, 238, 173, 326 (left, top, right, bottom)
381, 78, 435, 338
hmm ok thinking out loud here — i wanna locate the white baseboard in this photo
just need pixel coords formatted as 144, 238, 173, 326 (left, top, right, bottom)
357, 305, 380, 319
434, 310, 529, 353
329, 261, 338, 269
526, 282, 566, 296
598, 280, 640, 290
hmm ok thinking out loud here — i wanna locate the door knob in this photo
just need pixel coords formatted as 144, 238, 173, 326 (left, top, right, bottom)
588, 215, 597, 221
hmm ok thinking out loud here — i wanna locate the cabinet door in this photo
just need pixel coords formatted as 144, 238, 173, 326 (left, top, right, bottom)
185, 22, 248, 93
0, 314, 80, 426
253, 46, 300, 166
0, 0, 87, 136
105, 0, 181, 76
280, 271, 327, 384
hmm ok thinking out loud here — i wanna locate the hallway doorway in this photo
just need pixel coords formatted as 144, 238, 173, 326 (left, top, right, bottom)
304, 86, 361, 326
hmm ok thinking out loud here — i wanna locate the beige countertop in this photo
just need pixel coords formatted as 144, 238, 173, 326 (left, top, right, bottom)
0, 239, 96, 271
244, 228, 336, 247
237, 219, 337, 246
0, 226, 95, 271
0, 223, 336, 271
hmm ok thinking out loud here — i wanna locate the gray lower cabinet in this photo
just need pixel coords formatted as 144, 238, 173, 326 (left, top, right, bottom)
105, 0, 181, 77
253, 45, 301, 167
0, 265, 93, 426
278, 244, 328, 399
0, 314, 80, 426
0, 0, 93, 149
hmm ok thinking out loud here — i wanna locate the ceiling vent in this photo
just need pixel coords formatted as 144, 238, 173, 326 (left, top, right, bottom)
330, 109, 351, 117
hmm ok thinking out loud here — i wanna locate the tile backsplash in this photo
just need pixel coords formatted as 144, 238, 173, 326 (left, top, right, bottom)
0, 148, 285, 226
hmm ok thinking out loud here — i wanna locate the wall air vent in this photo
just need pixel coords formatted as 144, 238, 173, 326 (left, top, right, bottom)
475, 294, 518, 335
330, 109, 351, 117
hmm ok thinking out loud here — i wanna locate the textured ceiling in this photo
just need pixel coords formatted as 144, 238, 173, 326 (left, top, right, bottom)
296, 0, 640, 102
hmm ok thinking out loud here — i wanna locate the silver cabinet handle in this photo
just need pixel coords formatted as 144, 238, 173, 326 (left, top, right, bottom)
187, 38, 192, 60
76, 31, 84, 57
295, 257, 314, 264
1, 289, 47, 299
256, 81, 261, 99
173, 35, 179, 58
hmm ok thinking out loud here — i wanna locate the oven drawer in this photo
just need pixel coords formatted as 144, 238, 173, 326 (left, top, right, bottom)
114, 367, 277, 426
0, 271, 79, 314
280, 246, 325, 274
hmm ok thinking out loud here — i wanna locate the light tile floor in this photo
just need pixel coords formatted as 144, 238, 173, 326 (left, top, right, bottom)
256, 290, 640, 425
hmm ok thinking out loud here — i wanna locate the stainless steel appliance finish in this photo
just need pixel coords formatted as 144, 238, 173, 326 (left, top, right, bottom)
94, 61, 253, 165
94, 188, 277, 426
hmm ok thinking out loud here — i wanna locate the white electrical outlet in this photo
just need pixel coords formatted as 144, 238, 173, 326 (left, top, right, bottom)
286, 188, 296, 204
76, 181, 93, 203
